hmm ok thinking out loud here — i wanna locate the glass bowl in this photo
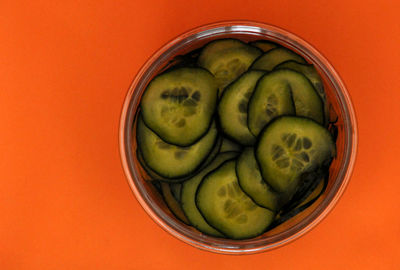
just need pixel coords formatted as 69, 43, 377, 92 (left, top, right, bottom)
119, 21, 357, 254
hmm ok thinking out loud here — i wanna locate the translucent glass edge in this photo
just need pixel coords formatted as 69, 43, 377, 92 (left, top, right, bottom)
120, 21, 358, 253
118, 20, 358, 255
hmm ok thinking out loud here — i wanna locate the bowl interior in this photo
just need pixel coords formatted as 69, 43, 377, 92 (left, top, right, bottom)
120, 22, 356, 254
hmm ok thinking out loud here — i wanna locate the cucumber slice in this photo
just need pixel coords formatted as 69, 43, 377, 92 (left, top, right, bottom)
255, 69, 324, 124
199, 39, 246, 64
236, 148, 282, 211
196, 160, 275, 239
218, 71, 265, 145
274, 61, 329, 125
220, 137, 242, 153
137, 116, 218, 179
256, 116, 335, 193
198, 135, 222, 168
274, 60, 325, 101
296, 177, 326, 208
198, 39, 262, 93
249, 40, 279, 52
271, 177, 327, 229
170, 183, 182, 202
161, 182, 189, 224
137, 136, 222, 182
137, 149, 164, 181
141, 67, 218, 146
250, 47, 306, 71
248, 73, 296, 136
279, 166, 327, 213
181, 152, 238, 237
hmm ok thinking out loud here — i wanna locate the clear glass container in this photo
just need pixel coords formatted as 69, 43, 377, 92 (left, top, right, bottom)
119, 21, 358, 254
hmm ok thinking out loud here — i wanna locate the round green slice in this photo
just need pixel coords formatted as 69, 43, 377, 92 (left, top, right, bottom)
197, 39, 248, 68
136, 136, 222, 183
140, 67, 218, 146
274, 60, 325, 101
249, 40, 279, 52
248, 72, 296, 136
250, 47, 306, 71
254, 69, 324, 125
198, 39, 262, 93
274, 61, 329, 125
196, 160, 275, 240
236, 148, 282, 211
181, 152, 239, 237
256, 116, 336, 193
218, 71, 265, 145
136, 136, 221, 182
137, 116, 218, 179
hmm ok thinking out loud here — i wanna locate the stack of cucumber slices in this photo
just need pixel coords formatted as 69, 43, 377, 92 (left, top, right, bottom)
136, 39, 336, 240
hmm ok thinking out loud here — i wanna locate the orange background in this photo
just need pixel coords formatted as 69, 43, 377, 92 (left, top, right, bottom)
1, 0, 400, 269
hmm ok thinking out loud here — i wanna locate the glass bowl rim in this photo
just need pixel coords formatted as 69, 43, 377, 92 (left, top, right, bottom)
119, 20, 358, 254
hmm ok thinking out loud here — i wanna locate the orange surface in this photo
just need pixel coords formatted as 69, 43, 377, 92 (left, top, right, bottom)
1, 0, 400, 269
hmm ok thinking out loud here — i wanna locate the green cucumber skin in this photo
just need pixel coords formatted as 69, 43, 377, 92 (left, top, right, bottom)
249, 40, 279, 52
136, 135, 222, 183
279, 167, 328, 215
250, 47, 307, 71
255, 116, 335, 194
218, 70, 265, 145
274, 60, 325, 100
198, 38, 262, 68
198, 39, 262, 92
253, 69, 324, 124
236, 147, 282, 212
181, 152, 239, 237
137, 116, 218, 179
270, 176, 328, 229
274, 60, 329, 126
247, 72, 296, 136
141, 67, 218, 147
195, 160, 275, 240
